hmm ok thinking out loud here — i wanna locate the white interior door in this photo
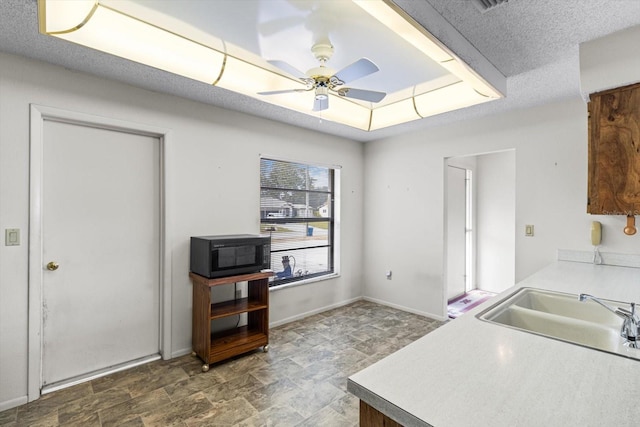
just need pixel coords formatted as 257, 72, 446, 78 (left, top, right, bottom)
41, 119, 161, 388
447, 166, 467, 300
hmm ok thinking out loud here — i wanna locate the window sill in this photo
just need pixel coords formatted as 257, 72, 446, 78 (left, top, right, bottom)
268, 273, 340, 292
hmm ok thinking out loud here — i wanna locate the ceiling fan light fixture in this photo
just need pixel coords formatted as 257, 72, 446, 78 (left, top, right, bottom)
315, 86, 329, 101
38, 0, 504, 132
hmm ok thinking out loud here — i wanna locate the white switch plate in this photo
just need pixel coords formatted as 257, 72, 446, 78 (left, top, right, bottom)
5, 228, 20, 246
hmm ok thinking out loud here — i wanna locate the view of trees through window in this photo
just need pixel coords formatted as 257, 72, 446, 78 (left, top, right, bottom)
260, 158, 334, 285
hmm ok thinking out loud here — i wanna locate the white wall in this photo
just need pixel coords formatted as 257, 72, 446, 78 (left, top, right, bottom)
580, 25, 640, 97
0, 52, 364, 409
363, 97, 640, 320
476, 150, 515, 293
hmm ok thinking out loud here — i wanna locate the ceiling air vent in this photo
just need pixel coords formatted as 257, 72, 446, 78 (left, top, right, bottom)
473, 0, 509, 12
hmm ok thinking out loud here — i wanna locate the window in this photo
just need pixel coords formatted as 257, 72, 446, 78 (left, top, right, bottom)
260, 157, 336, 287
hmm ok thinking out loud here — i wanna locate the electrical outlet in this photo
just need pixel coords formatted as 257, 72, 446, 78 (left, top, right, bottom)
235, 289, 242, 299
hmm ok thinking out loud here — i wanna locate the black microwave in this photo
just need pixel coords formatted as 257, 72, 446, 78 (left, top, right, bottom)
190, 234, 271, 279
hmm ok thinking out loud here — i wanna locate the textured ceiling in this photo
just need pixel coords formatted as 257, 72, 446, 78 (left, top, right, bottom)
427, 0, 640, 77
1, 0, 640, 142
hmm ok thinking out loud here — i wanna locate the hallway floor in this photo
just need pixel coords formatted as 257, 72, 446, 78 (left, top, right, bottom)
0, 300, 443, 426
447, 289, 496, 319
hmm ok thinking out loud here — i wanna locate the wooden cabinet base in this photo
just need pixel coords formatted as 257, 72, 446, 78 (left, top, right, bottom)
190, 271, 272, 371
209, 326, 267, 364
360, 401, 404, 427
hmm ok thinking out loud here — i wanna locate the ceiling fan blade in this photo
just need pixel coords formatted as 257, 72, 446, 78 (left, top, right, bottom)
258, 89, 307, 96
313, 97, 328, 111
333, 58, 379, 84
268, 60, 307, 80
338, 88, 386, 103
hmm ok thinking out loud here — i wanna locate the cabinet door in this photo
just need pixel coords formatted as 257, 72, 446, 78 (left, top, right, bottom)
588, 82, 640, 215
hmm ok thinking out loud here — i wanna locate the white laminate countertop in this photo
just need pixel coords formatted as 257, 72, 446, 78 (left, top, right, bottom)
348, 260, 640, 427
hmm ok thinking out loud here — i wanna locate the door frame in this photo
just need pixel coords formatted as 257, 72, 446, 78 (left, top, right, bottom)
443, 158, 476, 317
28, 104, 173, 401
445, 165, 468, 300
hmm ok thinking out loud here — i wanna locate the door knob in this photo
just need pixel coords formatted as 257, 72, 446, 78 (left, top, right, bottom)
46, 261, 59, 271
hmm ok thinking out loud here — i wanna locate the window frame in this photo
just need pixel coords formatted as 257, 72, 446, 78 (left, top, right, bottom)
259, 155, 340, 288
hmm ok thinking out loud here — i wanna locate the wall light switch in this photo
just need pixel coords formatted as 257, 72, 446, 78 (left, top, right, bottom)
5, 228, 20, 246
386, 270, 392, 280
525, 225, 534, 237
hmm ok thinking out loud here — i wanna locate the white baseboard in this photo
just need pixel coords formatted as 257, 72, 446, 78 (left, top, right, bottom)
172, 297, 364, 358
0, 395, 28, 412
172, 348, 195, 359
362, 296, 448, 322
170, 298, 364, 357
269, 296, 363, 328
170, 296, 443, 360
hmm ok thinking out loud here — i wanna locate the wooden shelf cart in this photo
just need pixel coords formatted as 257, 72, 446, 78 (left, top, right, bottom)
189, 271, 273, 372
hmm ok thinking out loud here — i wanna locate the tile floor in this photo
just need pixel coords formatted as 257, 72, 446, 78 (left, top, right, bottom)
0, 300, 443, 426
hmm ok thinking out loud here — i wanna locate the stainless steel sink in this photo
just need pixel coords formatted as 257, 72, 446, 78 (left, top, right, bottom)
477, 287, 640, 361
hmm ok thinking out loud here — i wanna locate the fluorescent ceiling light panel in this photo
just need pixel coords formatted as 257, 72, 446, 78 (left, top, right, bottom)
370, 98, 422, 131
38, 0, 504, 132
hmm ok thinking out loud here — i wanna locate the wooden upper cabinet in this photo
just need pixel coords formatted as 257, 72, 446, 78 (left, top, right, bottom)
588, 82, 640, 215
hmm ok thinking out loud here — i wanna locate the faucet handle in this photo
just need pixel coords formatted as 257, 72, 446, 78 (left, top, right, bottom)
616, 307, 633, 317
617, 303, 640, 341
616, 303, 638, 320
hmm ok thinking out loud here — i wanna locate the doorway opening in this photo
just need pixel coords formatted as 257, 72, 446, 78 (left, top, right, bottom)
446, 165, 472, 301
445, 150, 515, 318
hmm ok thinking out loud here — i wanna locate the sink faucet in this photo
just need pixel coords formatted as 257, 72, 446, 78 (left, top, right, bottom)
579, 294, 640, 348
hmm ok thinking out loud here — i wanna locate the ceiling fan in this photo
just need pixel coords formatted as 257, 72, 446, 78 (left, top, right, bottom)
258, 40, 386, 111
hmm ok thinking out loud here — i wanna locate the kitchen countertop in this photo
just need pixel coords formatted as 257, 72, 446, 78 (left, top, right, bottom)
347, 260, 640, 427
